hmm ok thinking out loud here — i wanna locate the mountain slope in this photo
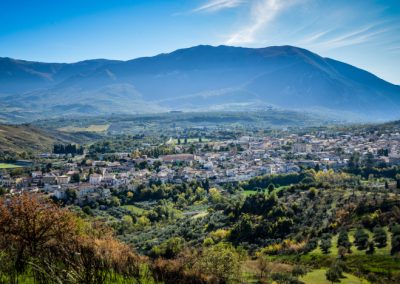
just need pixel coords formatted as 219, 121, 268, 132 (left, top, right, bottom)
0, 124, 59, 154
0, 45, 399, 121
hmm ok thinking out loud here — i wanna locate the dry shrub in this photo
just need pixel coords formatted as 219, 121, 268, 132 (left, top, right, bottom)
0, 193, 146, 284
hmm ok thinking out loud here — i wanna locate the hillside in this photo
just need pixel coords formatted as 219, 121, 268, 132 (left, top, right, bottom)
0, 124, 101, 156
0, 124, 58, 154
1, 45, 399, 122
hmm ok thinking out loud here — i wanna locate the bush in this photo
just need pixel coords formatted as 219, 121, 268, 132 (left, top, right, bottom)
0, 193, 145, 284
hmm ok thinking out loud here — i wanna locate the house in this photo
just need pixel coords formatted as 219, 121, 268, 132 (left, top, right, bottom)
89, 173, 103, 185
43, 174, 57, 185
54, 188, 66, 200
57, 175, 70, 185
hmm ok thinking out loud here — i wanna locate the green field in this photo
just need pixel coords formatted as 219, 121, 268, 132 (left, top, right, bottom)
242, 190, 258, 196
58, 124, 110, 133
310, 228, 392, 256
121, 205, 146, 215
0, 163, 21, 169
300, 269, 370, 284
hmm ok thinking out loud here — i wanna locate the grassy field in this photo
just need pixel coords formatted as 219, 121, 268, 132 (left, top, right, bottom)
242, 190, 258, 196
0, 163, 21, 169
310, 228, 392, 256
58, 124, 109, 133
242, 186, 288, 197
300, 269, 370, 284
121, 205, 146, 215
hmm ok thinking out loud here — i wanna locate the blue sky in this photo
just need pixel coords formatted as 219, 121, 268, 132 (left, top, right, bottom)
1, 0, 399, 84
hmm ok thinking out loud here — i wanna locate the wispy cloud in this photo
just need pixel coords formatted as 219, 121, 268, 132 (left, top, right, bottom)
388, 46, 400, 54
226, 0, 303, 45
192, 0, 245, 13
297, 30, 333, 45
298, 21, 395, 50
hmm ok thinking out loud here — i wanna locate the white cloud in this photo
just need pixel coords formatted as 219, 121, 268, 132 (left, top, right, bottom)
226, 0, 303, 45
299, 21, 395, 50
193, 0, 245, 13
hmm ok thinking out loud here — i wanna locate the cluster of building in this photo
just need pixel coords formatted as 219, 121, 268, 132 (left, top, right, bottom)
1, 128, 400, 203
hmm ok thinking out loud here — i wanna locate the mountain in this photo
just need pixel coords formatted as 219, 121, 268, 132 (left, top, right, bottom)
1, 45, 399, 122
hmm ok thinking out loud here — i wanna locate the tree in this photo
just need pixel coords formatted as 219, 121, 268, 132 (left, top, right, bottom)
366, 241, 375, 255
326, 261, 344, 284
391, 224, 400, 255
209, 188, 222, 203
110, 196, 121, 207
194, 243, 242, 283
308, 187, 318, 199
151, 237, 184, 259
71, 172, 80, 183
391, 235, 400, 256
354, 228, 369, 250
337, 229, 351, 252
267, 183, 275, 193
292, 265, 307, 279
364, 152, 375, 168
320, 238, 332, 254
373, 227, 388, 248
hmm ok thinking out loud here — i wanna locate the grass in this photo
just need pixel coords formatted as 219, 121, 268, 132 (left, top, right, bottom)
242, 186, 287, 197
58, 124, 109, 133
191, 211, 209, 219
310, 227, 392, 257
300, 269, 370, 284
0, 163, 21, 169
299, 227, 400, 280
121, 205, 146, 215
242, 190, 258, 196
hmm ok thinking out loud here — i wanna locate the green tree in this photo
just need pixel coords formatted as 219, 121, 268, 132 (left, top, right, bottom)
391, 235, 400, 256
195, 243, 242, 283
320, 238, 332, 254
151, 237, 184, 259
391, 224, 400, 255
70, 173, 80, 183
337, 229, 351, 252
326, 261, 344, 283
267, 183, 275, 193
366, 241, 375, 255
354, 228, 369, 250
110, 196, 121, 207
373, 227, 388, 248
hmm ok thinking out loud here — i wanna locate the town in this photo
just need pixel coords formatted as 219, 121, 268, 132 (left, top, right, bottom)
2, 123, 400, 206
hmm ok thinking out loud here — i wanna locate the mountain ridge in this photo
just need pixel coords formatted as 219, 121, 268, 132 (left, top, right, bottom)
1, 45, 399, 122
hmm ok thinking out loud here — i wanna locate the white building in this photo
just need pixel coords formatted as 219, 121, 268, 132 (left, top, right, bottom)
89, 173, 103, 185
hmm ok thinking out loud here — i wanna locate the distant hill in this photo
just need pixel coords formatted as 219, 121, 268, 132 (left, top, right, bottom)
1, 45, 399, 122
0, 124, 102, 156
0, 124, 59, 154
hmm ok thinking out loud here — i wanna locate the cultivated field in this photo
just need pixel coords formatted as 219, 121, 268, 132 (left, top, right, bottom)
58, 124, 110, 133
